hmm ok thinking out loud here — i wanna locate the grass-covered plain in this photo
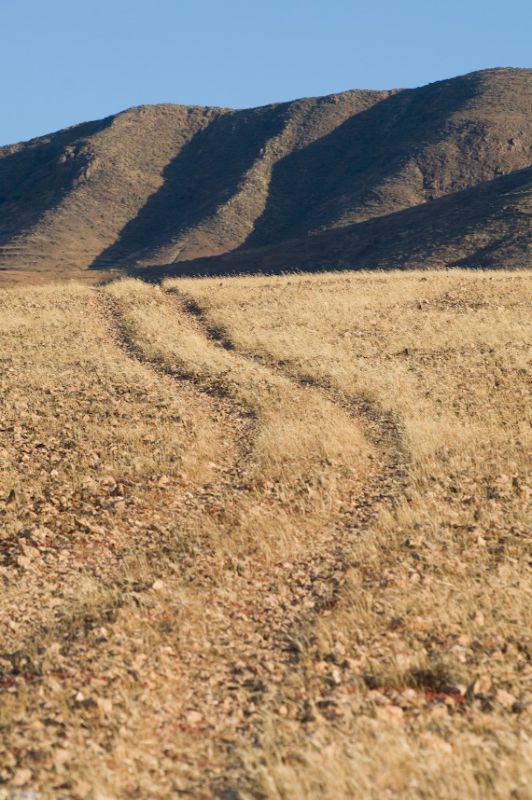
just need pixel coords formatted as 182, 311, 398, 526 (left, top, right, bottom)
0, 270, 530, 799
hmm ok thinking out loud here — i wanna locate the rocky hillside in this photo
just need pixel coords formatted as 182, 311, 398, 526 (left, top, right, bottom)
168, 165, 531, 276
0, 67, 530, 276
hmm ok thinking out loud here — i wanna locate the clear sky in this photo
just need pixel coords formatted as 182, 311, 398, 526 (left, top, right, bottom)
1, 0, 530, 146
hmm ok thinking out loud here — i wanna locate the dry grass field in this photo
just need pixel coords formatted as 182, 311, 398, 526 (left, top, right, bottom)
0, 270, 530, 799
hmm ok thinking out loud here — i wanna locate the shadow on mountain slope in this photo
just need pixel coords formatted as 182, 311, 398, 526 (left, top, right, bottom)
0, 117, 115, 244
138, 166, 532, 279
241, 69, 531, 249
90, 106, 291, 270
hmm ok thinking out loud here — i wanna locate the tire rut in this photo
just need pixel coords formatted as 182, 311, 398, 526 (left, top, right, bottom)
161, 288, 409, 797
8, 290, 258, 670
96, 289, 256, 487
3, 287, 409, 799
168, 287, 408, 524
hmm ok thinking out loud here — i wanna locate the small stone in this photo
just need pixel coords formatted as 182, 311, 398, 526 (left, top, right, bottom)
97, 697, 113, 715
468, 675, 492, 697
12, 768, 32, 786
82, 477, 98, 493
54, 748, 71, 768
376, 705, 404, 725
495, 689, 516, 708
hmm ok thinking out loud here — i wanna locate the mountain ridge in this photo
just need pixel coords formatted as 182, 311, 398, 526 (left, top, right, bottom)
0, 67, 530, 278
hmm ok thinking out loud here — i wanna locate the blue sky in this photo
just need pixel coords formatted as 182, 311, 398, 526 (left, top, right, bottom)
1, 0, 530, 145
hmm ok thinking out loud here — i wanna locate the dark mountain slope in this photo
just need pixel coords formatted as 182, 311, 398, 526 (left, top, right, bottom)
244, 68, 532, 248
152, 165, 531, 276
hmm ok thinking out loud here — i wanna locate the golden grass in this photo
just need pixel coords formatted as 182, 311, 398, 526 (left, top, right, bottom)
168, 269, 532, 799
105, 279, 371, 555
0, 282, 221, 644
0, 276, 371, 797
0, 282, 231, 796
0, 270, 530, 798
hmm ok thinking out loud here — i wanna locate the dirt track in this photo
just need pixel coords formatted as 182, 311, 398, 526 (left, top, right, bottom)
1, 271, 529, 799
95, 287, 407, 796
